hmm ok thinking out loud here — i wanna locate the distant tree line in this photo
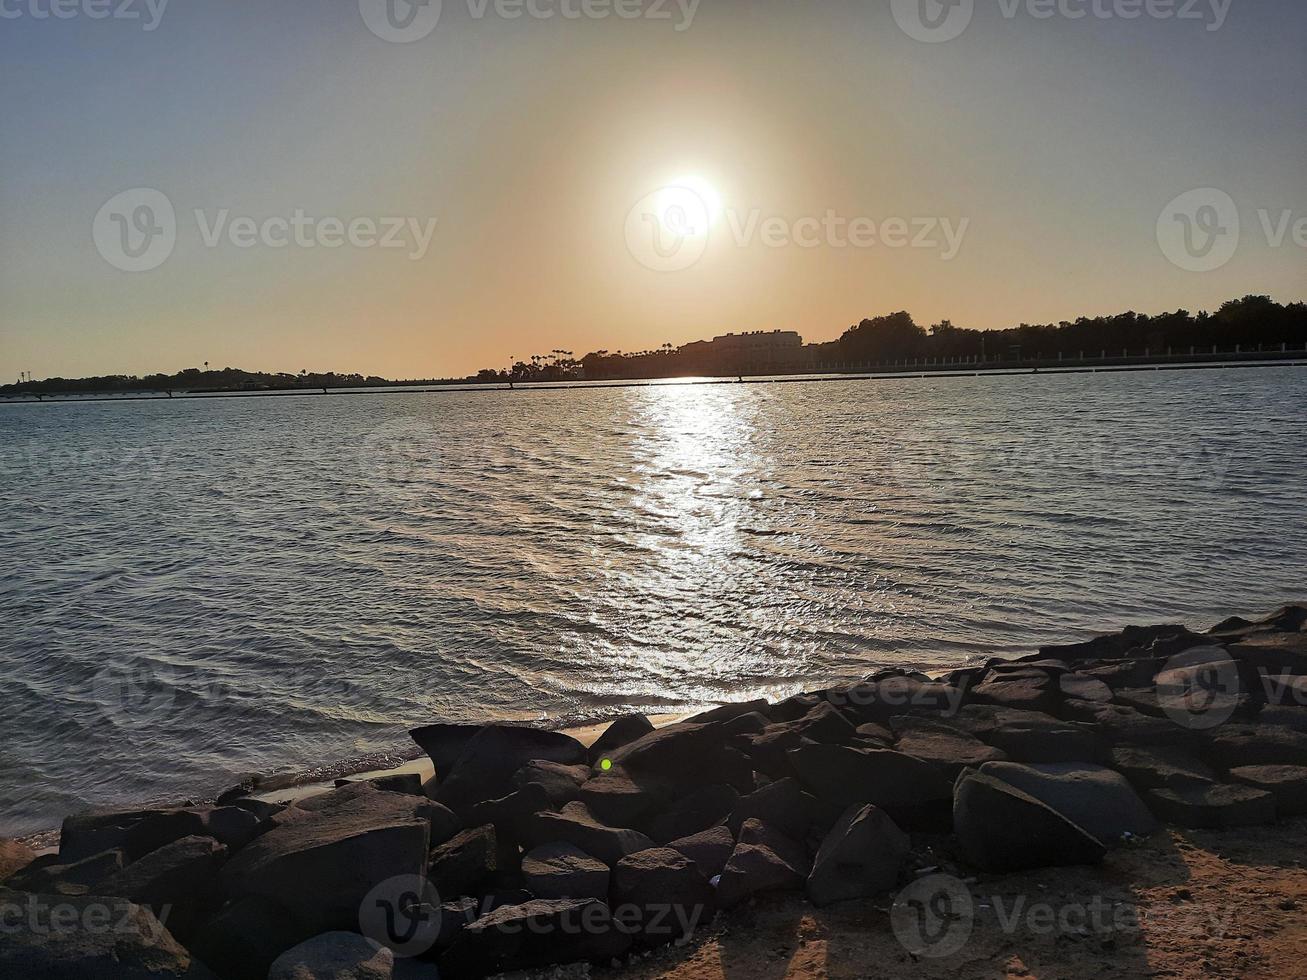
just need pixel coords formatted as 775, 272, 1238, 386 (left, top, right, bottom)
6, 296, 1304, 395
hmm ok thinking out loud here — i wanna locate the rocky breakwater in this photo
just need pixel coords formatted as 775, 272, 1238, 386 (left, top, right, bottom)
2, 605, 1306, 978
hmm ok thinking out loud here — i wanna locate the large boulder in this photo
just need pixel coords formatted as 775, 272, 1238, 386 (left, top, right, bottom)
1144, 783, 1277, 828
1203, 724, 1307, 770
687, 699, 771, 725
788, 744, 952, 827
728, 777, 828, 839
59, 807, 204, 864
611, 847, 715, 947
577, 767, 671, 828
521, 842, 609, 900
643, 783, 737, 843
8, 847, 126, 894
0, 887, 213, 978
268, 931, 394, 980
525, 802, 655, 866
1107, 745, 1219, 791
587, 713, 655, 765
408, 723, 484, 778
889, 717, 1008, 778
977, 762, 1157, 844
98, 835, 228, 940
716, 823, 808, 909
969, 670, 1062, 715
953, 769, 1106, 872
463, 783, 552, 843
606, 722, 733, 787
439, 898, 631, 977
188, 895, 317, 980
666, 825, 736, 878
1228, 765, 1307, 816
428, 826, 501, 898
431, 726, 587, 813
806, 803, 909, 907
512, 760, 590, 809
220, 790, 430, 934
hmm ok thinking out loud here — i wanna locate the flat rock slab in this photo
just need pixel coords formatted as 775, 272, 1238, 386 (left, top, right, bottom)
522, 842, 609, 900
889, 717, 1009, 777
1204, 724, 1307, 770
953, 770, 1106, 872
1145, 783, 1277, 828
0, 887, 210, 979
1108, 745, 1219, 791
978, 762, 1158, 843
1228, 765, 1307, 815
806, 803, 908, 907
221, 795, 429, 934
269, 931, 394, 980
788, 744, 952, 813
526, 802, 655, 866
667, 825, 736, 878
440, 897, 632, 976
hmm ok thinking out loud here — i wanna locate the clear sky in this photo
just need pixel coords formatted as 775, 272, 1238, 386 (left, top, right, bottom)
1, 0, 1304, 380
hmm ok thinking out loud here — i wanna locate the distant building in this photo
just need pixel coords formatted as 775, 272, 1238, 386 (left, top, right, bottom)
676, 330, 806, 374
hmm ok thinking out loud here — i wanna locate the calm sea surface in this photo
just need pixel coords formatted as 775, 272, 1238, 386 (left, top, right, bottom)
2, 368, 1305, 835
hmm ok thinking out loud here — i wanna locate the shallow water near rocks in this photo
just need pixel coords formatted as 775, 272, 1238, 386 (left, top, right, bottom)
1, 367, 1304, 835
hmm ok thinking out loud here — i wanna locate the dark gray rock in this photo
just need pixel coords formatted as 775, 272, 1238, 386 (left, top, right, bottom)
512, 760, 590, 809
978, 762, 1157, 843
577, 767, 671, 827
98, 835, 228, 941
59, 807, 202, 864
200, 806, 261, 851
268, 931, 394, 980
0, 887, 213, 978
409, 723, 484, 778
888, 717, 1008, 778
1145, 783, 1277, 828
612, 847, 715, 947
432, 726, 588, 813
229, 797, 286, 822
521, 842, 609, 900
953, 769, 1106, 872
1108, 745, 1219, 791
587, 713, 655, 766
8, 847, 125, 894
970, 671, 1062, 715
957, 706, 1098, 763
526, 802, 655, 866
1204, 724, 1307, 770
429, 825, 500, 898
464, 783, 552, 843
221, 791, 430, 934
1228, 765, 1307, 815
643, 782, 737, 843
728, 777, 831, 839
716, 832, 807, 909
788, 744, 952, 826
189, 894, 317, 980
687, 699, 771, 725
439, 897, 632, 977
667, 825, 736, 878
806, 803, 909, 907
1057, 673, 1115, 703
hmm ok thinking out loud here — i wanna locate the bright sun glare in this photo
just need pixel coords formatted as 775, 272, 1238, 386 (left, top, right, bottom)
652, 175, 723, 238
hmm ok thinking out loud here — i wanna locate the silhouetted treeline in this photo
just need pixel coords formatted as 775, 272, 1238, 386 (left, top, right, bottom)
833, 296, 1307, 364
0, 366, 459, 397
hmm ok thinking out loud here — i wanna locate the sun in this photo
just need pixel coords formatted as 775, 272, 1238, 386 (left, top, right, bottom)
651, 175, 723, 238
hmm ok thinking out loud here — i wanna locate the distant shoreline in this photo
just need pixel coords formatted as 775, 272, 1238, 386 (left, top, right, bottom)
3, 351, 1306, 406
